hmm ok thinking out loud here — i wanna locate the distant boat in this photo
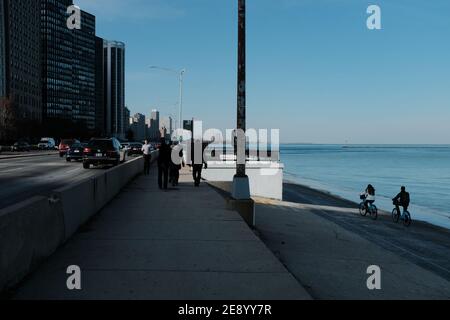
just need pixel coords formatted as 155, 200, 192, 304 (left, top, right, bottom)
342, 140, 350, 148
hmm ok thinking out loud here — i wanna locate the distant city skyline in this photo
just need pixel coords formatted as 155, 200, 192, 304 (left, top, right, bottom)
75, 0, 450, 144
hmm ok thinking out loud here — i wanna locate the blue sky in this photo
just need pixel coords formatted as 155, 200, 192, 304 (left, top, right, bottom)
75, 0, 450, 144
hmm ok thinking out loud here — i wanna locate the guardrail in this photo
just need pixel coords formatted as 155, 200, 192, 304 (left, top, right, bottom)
0, 151, 158, 293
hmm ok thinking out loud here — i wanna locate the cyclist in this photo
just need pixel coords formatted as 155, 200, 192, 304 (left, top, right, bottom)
361, 184, 376, 212
393, 186, 410, 218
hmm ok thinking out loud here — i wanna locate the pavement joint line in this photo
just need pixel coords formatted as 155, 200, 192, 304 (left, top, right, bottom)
0, 153, 58, 161
63, 269, 290, 274
73, 238, 260, 242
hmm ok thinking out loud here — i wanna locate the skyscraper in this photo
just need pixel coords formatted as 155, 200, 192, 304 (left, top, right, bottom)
0, 0, 6, 98
123, 106, 130, 133
41, 0, 74, 125
41, 0, 96, 134
0, 0, 42, 128
160, 116, 173, 140
130, 113, 146, 141
150, 109, 160, 141
103, 40, 125, 139
73, 11, 96, 130
95, 36, 105, 136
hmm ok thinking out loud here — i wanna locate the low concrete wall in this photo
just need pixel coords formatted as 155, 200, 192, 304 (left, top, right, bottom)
0, 153, 156, 293
203, 161, 284, 200
0, 196, 64, 292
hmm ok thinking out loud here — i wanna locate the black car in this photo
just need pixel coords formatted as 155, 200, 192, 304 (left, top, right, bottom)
128, 143, 144, 156
11, 141, 31, 152
83, 138, 127, 169
66, 143, 86, 162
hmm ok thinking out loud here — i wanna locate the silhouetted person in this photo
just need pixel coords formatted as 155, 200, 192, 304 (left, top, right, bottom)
393, 186, 410, 217
170, 142, 183, 187
191, 140, 208, 187
157, 138, 171, 190
141, 140, 152, 175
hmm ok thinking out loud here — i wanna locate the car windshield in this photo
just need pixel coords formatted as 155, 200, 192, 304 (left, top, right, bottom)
40, 139, 49, 143
61, 140, 73, 144
71, 143, 81, 148
88, 140, 113, 149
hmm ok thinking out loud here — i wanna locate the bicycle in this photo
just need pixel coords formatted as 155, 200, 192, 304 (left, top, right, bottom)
359, 196, 378, 220
392, 202, 412, 227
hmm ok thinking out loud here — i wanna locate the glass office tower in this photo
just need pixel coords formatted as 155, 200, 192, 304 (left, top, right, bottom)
0, 0, 42, 122
41, 0, 96, 132
103, 40, 125, 139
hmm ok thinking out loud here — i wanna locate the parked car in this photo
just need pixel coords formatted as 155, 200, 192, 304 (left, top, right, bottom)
38, 138, 56, 150
128, 143, 144, 156
11, 141, 31, 152
66, 143, 86, 162
121, 142, 131, 153
59, 139, 80, 157
83, 138, 127, 169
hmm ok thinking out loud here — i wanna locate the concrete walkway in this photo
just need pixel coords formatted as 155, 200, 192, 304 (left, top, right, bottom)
13, 167, 310, 300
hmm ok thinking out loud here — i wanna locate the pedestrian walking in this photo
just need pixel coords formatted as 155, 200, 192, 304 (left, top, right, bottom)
191, 139, 208, 187
170, 142, 184, 187
157, 138, 171, 190
141, 140, 152, 175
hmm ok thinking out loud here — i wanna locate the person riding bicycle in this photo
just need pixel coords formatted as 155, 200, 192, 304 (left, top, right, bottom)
361, 184, 376, 212
392, 186, 410, 218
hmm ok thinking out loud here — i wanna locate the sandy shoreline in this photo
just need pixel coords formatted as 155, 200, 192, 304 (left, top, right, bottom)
282, 180, 450, 233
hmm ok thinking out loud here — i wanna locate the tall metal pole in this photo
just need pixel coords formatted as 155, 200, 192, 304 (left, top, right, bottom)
236, 0, 246, 178
179, 69, 185, 134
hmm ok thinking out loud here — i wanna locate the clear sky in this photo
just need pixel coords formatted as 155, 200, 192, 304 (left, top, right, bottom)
75, 0, 450, 144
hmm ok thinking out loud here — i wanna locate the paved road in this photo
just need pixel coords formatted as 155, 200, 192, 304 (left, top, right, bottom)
0, 155, 106, 209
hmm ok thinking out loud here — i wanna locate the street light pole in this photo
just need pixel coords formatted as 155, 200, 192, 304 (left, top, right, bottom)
232, 0, 251, 201
179, 69, 185, 133
236, 0, 246, 178
149, 66, 186, 139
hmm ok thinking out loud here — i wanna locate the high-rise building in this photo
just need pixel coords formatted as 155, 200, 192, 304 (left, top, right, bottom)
150, 109, 160, 141
130, 113, 146, 142
95, 36, 105, 136
151, 109, 160, 127
41, 0, 73, 124
73, 11, 96, 130
183, 120, 193, 132
41, 0, 96, 133
0, 0, 42, 125
103, 40, 125, 139
0, 0, 6, 98
160, 116, 173, 139
123, 106, 130, 134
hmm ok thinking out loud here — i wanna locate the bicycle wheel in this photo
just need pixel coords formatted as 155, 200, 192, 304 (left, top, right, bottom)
403, 211, 412, 227
371, 206, 378, 220
392, 208, 400, 223
359, 203, 367, 216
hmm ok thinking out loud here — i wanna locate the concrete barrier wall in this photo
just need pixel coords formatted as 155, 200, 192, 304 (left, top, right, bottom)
0, 196, 64, 292
203, 161, 284, 200
0, 153, 157, 293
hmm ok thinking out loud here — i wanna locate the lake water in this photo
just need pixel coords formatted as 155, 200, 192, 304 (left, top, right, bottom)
281, 144, 450, 229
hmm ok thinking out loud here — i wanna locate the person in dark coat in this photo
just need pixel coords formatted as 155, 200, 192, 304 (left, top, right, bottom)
191, 140, 209, 187
169, 142, 183, 187
393, 186, 410, 217
157, 138, 171, 190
